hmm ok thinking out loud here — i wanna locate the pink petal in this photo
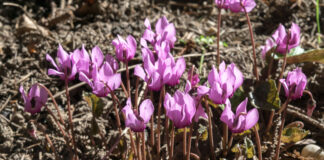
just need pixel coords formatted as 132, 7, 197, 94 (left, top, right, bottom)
185, 80, 192, 93
139, 99, 154, 123
220, 99, 235, 129
46, 54, 59, 70
244, 108, 259, 130
235, 98, 248, 117
91, 46, 104, 67
194, 103, 207, 122
134, 65, 147, 81
279, 79, 289, 98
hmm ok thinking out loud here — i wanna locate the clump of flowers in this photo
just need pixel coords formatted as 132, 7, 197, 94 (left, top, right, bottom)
79, 46, 121, 97
198, 61, 243, 104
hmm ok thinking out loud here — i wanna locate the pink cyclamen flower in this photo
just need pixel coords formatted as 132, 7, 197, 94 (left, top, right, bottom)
46, 44, 77, 80
79, 46, 121, 97
142, 16, 176, 49
220, 98, 259, 133
198, 61, 243, 104
112, 35, 137, 63
134, 47, 185, 90
188, 67, 200, 87
260, 37, 276, 59
71, 44, 91, 77
122, 98, 154, 132
215, 0, 230, 9
272, 23, 300, 54
20, 84, 48, 114
164, 81, 198, 128
279, 68, 307, 100
229, 0, 256, 13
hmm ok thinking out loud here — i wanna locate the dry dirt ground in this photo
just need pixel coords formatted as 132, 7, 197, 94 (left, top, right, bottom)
0, 0, 324, 159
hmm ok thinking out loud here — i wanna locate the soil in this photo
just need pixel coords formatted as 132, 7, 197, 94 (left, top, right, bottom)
0, 0, 324, 159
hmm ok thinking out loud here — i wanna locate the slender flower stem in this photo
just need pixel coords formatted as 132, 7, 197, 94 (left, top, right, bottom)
106, 84, 122, 134
165, 117, 170, 158
222, 123, 228, 156
134, 77, 140, 110
44, 133, 59, 160
186, 124, 193, 160
37, 83, 65, 127
241, 2, 259, 81
204, 98, 216, 160
227, 134, 234, 154
126, 61, 131, 97
170, 124, 175, 160
136, 133, 142, 160
254, 126, 262, 160
104, 128, 128, 159
149, 91, 155, 147
128, 130, 138, 159
120, 82, 129, 98
216, 6, 222, 66
274, 98, 290, 160
45, 106, 71, 140
142, 132, 146, 160
156, 85, 165, 158
64, 74, 76, 156
183, 127, 187, 159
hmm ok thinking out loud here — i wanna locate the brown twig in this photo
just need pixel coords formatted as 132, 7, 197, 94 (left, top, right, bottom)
254, 126, 262, 160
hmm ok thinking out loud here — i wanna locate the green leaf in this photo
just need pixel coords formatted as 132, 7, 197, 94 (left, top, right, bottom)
83, 93, 105, 118
275, 48, 324, 64
244, 137, 255, 159
195, 35, 215, 46
281, 126, 309, 143
249, 79, 281, 111
274, 46, 305, 59
230, 87, 246, 111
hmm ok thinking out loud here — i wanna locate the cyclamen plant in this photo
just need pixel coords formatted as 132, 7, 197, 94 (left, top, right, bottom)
18, 3, 316, 159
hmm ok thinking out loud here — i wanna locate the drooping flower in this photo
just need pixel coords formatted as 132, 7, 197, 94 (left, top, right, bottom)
272, 23, 300, 54
19, 84, 48, 114
142, 16, 176, 49
79, 46, 121, 97
279, 68, 307, 100
215, 0, 230, 9
188, 66, 200, 87
46, 44, 77, 80
134, 47, 185, 90
122, 98, 154, 132
260, 37, 276, 59
164, 81, 197, 128
220, 98, 259, 133
71, 44, 91, 77
112, 35, 137, 63
229, 0, 256, 13
198, 61, 243, 104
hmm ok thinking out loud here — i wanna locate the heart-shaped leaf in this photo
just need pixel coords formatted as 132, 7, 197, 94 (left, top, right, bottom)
281, 126, 309, 143
249, 79, 281, 111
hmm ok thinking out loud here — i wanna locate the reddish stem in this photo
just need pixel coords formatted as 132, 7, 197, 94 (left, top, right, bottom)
254, 126, 263, 160
241, 1, 259, 81
156, 85, 165, 158
64, 74, 77, 156
186, 124, 193, 160
216, 6, 222, 66
204, 98, 216, 160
